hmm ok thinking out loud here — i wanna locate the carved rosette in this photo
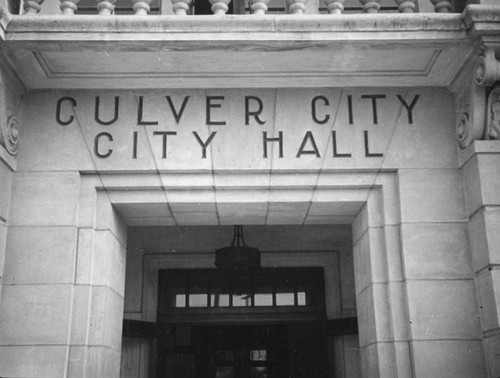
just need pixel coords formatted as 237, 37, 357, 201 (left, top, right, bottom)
476, 48, 500, 87
0, 113, 20, 155
456, 112, 470, 150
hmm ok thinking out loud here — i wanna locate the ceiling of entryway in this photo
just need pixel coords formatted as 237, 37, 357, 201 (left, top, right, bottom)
114, 200, 364, 226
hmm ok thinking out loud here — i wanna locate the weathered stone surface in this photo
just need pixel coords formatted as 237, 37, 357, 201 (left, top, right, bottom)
398, 168, 466, 223
0, 284, 71, 345
0, 345, 67, 377
400, 223, 473, 280
3, 226, 77, 284
406, 280, 482, 340
412, 340, 486, 378
9, 172, 80, 226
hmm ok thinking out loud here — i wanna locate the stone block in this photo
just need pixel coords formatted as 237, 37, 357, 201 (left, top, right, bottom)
398, 168, 466, 223
366, 188, 384, 228
0, 345, 67, 377
475, 269, 500, 332
95, 192, 127, 246
406, 280, 481, 340
387, 282, 411, 342
356, 284, 393, 347
477, 153, 500, 207
359, 342, 380, 378
469, 207, 500, 272
400, 223, 473, 280
0, 284, 71, 345
462, 155, 482, 216
360, 341, 412, 378
16, 92, 95, 172
0, 222, 6, 281
93, 230, 127, 296
76, 228, 94, 285
70, 285, 91, 345
352, 205, 368, 245
305, 215, 354, 224
382, 89, 458, 169
267, 211, 307, 225
77, 175, 99, 228
123, 217, 176, 226
172, 212, 219, 225
88, 286, 124, 351
10, 172, 80, 226
384, 225, 403, 282
412, 340, 486, 378
483, 333, 500, 378
0, 161, 12, 221
469, 208, 490, 272
86, 345, 121, 378
353, 228, 388, 295
3, 226, 77, 284
67, 345, 87, 377
376, 173, 401, 226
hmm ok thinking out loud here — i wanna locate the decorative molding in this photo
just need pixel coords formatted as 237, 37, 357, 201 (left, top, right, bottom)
0, 70, 21, 157
455, 45, 500, 149
455, 79, 487, 150
475, 47, 500, 87
486, 85, 500, 141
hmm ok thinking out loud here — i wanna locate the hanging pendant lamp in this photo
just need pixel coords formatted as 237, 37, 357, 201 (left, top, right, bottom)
215, 225, 261, 271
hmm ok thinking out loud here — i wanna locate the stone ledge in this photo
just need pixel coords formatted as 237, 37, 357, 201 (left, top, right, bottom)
2, 14, 465, 41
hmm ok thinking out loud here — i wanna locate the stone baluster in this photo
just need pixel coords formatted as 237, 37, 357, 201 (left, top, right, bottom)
171, 0, 192, 14
60, 0, 80, 14
249, 0, 270, 14
286, 0, 308, 14
325, 0, 344, 14
359, 0, 380, 13
23, 0, 44, 14
430, 0, 452, 12
209, 0, 231, 14
96, 0, 117, 14
394, 0, 415, 13
133, 0, 152, 14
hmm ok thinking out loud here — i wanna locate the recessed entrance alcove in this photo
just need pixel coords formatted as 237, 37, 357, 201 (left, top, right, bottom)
76, 168, 406, 377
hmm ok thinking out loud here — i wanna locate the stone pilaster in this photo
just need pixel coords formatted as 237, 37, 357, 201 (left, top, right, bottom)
455, 40, 500, 377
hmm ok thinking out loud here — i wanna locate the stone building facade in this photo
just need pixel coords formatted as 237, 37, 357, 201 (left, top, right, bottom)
0, 0, 499, 377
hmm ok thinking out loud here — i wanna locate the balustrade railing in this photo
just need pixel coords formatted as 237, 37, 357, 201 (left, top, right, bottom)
22, 0, 463, 17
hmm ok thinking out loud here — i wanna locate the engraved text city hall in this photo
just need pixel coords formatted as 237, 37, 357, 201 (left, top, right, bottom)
55, 92, 421, 160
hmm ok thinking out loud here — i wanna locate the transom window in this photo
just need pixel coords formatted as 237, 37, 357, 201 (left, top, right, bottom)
158, 268, 325, 323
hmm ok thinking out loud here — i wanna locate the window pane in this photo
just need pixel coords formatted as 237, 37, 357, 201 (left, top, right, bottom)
165, 274, 187, 308
297, 291, 306, 306
232, 277, 253, 307
250, 350, 267, 362
275, 274, 295, 306
189, 276, 208, 307
254, 274, 273, 307
211, 277, 231, 307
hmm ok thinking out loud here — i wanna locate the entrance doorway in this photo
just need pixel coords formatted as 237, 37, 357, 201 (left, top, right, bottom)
156, 268, 329, 377
157, 322, 328, 378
